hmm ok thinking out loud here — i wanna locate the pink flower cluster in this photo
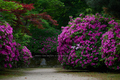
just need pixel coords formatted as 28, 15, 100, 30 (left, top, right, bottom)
101, 20, 120, 70
57, 13, 112, 69
38, 36, 58, 54
0, 22, 32, 68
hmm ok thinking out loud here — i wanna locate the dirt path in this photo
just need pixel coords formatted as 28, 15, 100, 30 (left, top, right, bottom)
2, 68, 98, 80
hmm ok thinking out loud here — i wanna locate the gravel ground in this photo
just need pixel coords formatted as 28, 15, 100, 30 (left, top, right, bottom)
2, 68, 98, 80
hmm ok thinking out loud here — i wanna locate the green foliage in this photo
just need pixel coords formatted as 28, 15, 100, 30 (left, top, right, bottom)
25, 0, 65, 29
12, 0, 65, 20
0, 12, 15, 25
85, 0, 120, 19
13, 30, 31, 46
27, 28, 61, 55
13, 0, 90, 29
0, 0, 23, 10
27, 20, 61, 55
85, 0, 105, 12
57, 0, 90, 29
0, 0, 23, 24
34, 0, 65, 13
40, 19, 52, 29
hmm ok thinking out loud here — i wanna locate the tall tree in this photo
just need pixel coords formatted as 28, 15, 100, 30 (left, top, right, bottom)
5, 0, 64, 29
85, 0, 120, 19
58, 0, 89, 28
0, 0, 58, 35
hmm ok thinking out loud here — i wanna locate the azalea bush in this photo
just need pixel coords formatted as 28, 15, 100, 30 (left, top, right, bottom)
57, 13, 113, 69
100, 20, 120, 70
27, 28, 61, 55
0, 22, 32, 68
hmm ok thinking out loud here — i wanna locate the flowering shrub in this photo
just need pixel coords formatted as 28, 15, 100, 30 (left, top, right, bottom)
100, 20, 120, 70
57, 13, 112, 69
0, 22, 32, 68
27, 28, 61, 55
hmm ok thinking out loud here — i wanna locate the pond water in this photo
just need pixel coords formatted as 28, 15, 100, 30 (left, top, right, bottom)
28, 55, 62, 68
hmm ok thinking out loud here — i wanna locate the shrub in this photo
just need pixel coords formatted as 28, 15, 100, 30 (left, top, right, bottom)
27, 28, 61, 55
100, 20, 120, 70
0, 22, 32, 68
57, 13, 112, 69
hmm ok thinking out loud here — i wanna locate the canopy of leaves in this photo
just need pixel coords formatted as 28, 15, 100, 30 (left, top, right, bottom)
0, 0, 23, 11
12, 0, 65, 29
11, 0, 89, 29
0, 0, 58, 35
57, 0, 89, 29
0, 0, 23, 23
85, 0, 120, 19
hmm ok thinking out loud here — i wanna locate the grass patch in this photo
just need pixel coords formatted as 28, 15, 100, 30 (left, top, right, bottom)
0, 69, 24, 79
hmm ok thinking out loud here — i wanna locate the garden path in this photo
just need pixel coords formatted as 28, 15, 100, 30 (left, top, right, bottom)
2, 68, 98, 80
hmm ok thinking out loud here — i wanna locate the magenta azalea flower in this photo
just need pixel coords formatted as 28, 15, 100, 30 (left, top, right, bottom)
0, 22, 32, 68
101, 21, 120, 70
57, 13, 113, 69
